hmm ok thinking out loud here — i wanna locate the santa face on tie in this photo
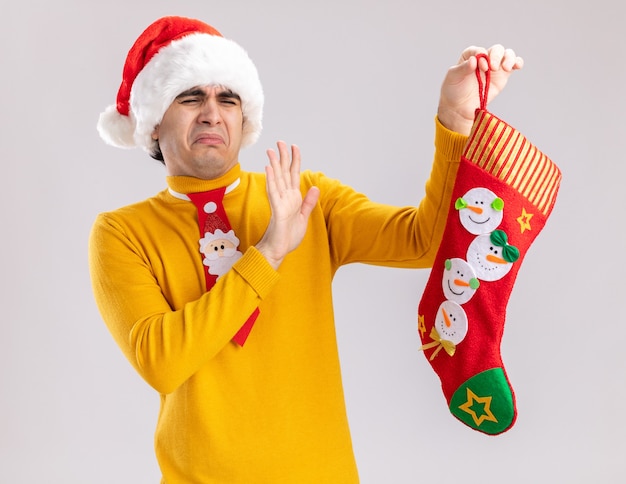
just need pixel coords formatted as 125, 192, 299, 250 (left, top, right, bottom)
199, 229, 243, 278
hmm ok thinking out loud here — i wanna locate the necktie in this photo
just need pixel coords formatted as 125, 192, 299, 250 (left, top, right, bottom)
187, 187, 259, 346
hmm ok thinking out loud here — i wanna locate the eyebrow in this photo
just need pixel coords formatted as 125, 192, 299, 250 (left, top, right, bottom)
175, 87, 241, 101
218, 90, 241, 101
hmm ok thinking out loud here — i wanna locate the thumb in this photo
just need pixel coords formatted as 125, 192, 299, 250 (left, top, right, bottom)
301, 186, 320, 219
447, 56, 479, 84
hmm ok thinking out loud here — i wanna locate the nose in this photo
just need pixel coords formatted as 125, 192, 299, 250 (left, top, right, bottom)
441, 308, 452, 328
198, 97, 221, 125
486, 254, 507, 264
467, 205, 483, 215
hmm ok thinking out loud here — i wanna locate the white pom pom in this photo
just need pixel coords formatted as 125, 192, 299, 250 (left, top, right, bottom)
204, 202, 218, 214
97, 105, 137, 148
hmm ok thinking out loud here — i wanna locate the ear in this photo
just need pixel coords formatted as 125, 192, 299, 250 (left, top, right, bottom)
151, 125, 160, 140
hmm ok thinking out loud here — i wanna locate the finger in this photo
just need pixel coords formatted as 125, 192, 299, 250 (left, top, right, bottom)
289, 144, 302, 187
501, 49, 517, 72
459, 45, 487, 64
264, 164, 277, 201
501, 48, 515, 71
477, 54, 490, 73
301, 186, 320, 219
270, 142, 290, 193
445, 55, 477, 84
266, 147, 280, 175
487, 44, 505, 71
276, 140, 291, 178
499, 48, 523, 72
266, 148, 285, 196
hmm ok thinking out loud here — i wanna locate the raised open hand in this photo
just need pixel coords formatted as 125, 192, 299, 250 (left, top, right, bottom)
255, 141, 320, 270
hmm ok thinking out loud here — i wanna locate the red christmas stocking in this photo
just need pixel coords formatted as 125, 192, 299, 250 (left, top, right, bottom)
418, 58, 561, 434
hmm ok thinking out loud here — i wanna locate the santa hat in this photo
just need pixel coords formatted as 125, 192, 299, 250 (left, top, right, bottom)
202, 202, 229, 234
97, 16, 264, 153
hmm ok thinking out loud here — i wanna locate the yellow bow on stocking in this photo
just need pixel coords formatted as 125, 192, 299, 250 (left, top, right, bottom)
419, 327, 456, 361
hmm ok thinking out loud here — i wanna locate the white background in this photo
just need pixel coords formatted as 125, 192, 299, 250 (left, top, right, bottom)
1, 0, 624, 482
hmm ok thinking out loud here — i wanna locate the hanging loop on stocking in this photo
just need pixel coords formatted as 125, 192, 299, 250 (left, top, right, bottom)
475, 53, 491, 111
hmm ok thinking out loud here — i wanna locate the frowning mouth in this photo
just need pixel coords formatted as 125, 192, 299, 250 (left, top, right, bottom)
195, 134, 225, 145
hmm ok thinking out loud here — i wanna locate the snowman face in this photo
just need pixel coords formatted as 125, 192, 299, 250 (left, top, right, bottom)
457, 187, 504, 235
442, 258, 479, 305
434, 300, 468, 345
466, 234, 514, 281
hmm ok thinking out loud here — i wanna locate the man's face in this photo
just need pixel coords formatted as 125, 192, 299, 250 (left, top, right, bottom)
152, 85, 244, 179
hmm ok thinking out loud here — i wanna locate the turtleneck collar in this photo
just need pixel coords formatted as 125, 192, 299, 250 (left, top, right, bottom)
166, 163, 241, 198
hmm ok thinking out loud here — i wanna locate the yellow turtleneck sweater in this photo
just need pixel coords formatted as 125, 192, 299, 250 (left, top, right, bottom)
88, 119, 466, 483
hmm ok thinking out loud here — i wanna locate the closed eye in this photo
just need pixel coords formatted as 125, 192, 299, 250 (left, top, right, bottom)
218, 92, 241, 106
179, 97, 201, 105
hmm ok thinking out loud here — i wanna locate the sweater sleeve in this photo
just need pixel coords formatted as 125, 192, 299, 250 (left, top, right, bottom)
319, 117, 467, 269
88, 213, 279, 394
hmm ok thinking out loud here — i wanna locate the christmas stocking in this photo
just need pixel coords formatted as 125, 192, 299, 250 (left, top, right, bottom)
418, 56, 561, 434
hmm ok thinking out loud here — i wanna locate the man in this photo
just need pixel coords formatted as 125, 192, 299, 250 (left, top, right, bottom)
89, 15, 522, 483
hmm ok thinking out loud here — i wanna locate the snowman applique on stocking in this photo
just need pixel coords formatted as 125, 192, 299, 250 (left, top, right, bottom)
418, 55, 561, 435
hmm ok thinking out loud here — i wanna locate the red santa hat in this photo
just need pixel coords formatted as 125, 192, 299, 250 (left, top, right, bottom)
97, 16, 264, 153
202, 202, 229, 234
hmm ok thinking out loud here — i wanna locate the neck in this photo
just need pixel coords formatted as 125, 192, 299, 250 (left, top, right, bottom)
165, 163, 242, 195
168, 178, 240, 200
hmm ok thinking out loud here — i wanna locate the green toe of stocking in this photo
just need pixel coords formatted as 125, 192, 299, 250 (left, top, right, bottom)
449, 368, 515, 435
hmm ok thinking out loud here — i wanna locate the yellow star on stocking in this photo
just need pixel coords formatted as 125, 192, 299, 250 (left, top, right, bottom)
458, 388, 498, 427
517, 207, 533, 234
418, 314, 426, 338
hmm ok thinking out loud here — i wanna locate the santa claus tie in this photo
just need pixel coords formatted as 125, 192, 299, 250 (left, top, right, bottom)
187, 187, 259, 346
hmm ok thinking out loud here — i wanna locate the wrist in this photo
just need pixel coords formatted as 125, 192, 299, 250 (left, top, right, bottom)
437, 106, 474, 136
254, 241, 283, 271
